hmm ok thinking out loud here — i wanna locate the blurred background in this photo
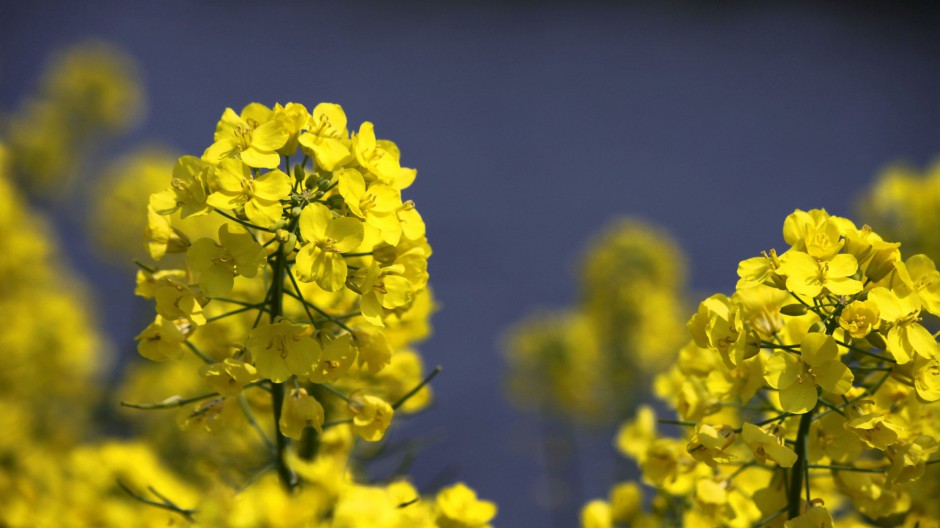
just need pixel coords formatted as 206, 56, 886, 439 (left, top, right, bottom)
3, 1, 940, 525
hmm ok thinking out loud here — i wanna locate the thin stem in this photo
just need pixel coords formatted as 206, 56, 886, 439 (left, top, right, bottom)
284, 271, 355, 334
214, 208, 274, 233
205, 304, 263, 323
837, 339, 897, 364
807, 464, 886, 473
117, 480, 196, 522
239, 394, 275, 454
755, 506, 787, 527
319, 383, 352, 403
657, 419, 698, 427
393, 366, 443, 410
121, 392, 219, 410
184, 341, 213, 364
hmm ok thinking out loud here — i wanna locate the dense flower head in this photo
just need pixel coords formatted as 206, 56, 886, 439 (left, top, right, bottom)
119, 100, 498, 526
5, 40, 144, 194
584, 208, 940, 527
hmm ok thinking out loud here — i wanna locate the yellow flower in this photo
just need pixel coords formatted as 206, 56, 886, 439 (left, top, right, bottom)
779, 250, 863, 298
764, 333, 853, 414
914, 356, 940, 401
354, 263, 415, 327
298, 102, 351, 171
838, 299, 880, 339
279, 387, 325, 439
307, 332, 356, 384
844, 403, 904, 450
337, 168, 403, 245
273, 102, 310, 155
207, 158, 292, 227
135, 315, 190, 361
435, 482, 497, 528
200, 358, 258, 396
295, 203, 364, 291
187, 224, 264, 297
886, 435, 938, 486
784, 505, 833, 528
742, 422, 797, 467
868, 286, 937, 364
203, 103, 289, 169
349, 394, 394, 441
807, 412, 861, 464
352, 122, 416, 190
149, 155, 211, 218
145, 206, 189, 260
580, 500, 612, 528
687, 423, 736, 467
609, 482, 641, 524
153, 277, 206, 326
247, 320, 320, 382
354, 326, 394, 374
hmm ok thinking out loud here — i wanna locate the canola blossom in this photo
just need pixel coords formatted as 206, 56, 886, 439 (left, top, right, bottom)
583, 209, 940, 527
123, 100, 497, 525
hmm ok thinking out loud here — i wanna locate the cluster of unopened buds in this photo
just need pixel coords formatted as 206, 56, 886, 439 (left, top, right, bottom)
583, 209, 940, 527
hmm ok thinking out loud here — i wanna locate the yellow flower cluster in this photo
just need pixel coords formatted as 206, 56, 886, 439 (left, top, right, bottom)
125, 101, 497, 525
858, 160, 940, 263
5, 40, 144, 194
505, 219, 687, 424
584, 209, 940, 527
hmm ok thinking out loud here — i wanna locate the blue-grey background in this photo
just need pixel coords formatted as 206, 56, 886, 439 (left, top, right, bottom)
4, 2, 940, 525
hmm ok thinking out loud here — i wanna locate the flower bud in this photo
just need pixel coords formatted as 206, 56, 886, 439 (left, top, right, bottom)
780, 303, 808, 316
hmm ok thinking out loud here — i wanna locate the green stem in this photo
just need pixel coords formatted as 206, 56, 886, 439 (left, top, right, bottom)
393, 366, 442, 410
269, 241, 297, 490
787, 411, 813, 520
214, 208, 275, 233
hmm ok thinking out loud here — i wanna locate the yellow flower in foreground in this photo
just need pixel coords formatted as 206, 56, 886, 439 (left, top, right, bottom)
779, 251, 863, 298
785, 505, 833, 528
149, 155, 210, 218
200, 358, 258, 396
349, 394, 393, 441
280, 387, 324, 439
764, 333, 853, 413
247, 320, 320, 383
436, 482, 498, 528
742, 423, 797, 467
868, 286, 937, 364
207, 158, 292, 227
298, 102, 351, 171
295, 203, 364, 291
352, 122, 416, 190
135, 315, 189, 361
203, 103, 289, 169
187, 224, 264, 297
838, 299, 880, 339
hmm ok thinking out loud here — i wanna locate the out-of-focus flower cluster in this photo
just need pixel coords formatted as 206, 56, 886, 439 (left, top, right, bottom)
4, 41, 144, 194
858, 160, 940, 264
505, 219, 687, 424
583, 209, 940, 527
